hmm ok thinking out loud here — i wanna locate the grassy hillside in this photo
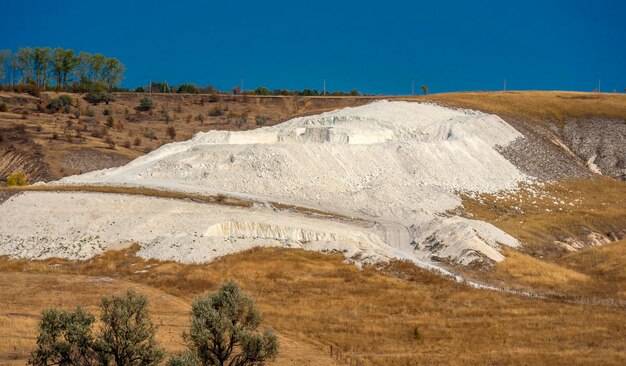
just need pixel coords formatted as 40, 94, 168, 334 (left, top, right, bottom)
413, 91, 626, 125
1, 90, 625, 364
1, 247, 625, 365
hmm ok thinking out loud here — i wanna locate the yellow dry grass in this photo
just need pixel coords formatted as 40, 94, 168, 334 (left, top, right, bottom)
405, 91, 626, 126
460, 177, 626, 254
0, 184, 254, 208
559, 239, 626, 298
494, 247, 589, 290
1, 247, 625, 365
459, 177, 626, 298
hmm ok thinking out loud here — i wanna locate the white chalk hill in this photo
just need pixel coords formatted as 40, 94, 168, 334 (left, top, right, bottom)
1, 101, 524, 267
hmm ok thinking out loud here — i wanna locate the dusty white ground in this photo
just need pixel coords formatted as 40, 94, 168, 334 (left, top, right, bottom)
0, 101, 524, 266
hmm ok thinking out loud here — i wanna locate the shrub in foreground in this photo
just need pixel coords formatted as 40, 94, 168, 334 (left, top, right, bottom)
173, 280, 279, 366
29, 290, 164, 366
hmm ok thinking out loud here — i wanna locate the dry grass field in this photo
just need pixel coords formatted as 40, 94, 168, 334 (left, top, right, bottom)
412, 91, 626, 126
457, 177, 626, 299
1, 247, 625, 365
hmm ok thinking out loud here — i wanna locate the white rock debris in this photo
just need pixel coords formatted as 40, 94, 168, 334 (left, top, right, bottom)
1, 101, 525, 266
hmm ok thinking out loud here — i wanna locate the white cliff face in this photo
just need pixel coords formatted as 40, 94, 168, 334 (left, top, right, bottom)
1, 101, 526, 266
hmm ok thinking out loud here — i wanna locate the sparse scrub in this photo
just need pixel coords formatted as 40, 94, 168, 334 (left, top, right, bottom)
6, 172, 27, 186
166, 126, 176, 140
143, 129, 156, 140
104, 135, 115, 149
255, 115, 268, 125
106, 116, 114, 128
133, 136, 142, 146
208, 106, 223, 117
102, 107, 111, 116
0, 102, 8, 112
138, 97, 155, 111
47, 95, 73, 112
91, 126, 107, 139
85, 90, 115, 105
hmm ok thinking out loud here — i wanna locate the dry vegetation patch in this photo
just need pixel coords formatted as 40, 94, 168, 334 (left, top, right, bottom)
459, 177, 626, 255
458, 177, 626, 299
408, 91, 626, 126
1, 247, 625, 365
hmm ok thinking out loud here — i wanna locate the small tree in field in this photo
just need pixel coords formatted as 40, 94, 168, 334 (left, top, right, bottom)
176, 280, 278, 366
95, 290, 164, 366
28, 308, 96, 366
421, 85, 428, 95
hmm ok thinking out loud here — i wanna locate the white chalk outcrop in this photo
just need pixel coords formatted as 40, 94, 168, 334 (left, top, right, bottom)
1, 101, 525, 266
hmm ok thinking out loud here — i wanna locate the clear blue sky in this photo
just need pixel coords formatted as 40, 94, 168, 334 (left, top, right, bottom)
2, 0, 625, 94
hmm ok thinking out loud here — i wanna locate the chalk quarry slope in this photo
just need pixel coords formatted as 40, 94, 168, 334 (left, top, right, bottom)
1, 101, 526, 266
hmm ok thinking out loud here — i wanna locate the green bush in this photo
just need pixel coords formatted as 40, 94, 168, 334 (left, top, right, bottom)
0, 102, 8, 112
6, 171, 27, 186
176, 83, 200, 94
177, 280, 278, 366
47, 95, 73, 112
28, 307, 96, 365
254, 86, 271, 95
85, 90, 115, 104
29, 290, 164, 366
138, 97, 155, 111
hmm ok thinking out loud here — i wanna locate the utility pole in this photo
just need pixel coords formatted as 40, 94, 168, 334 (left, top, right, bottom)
323, 79, 326, 96
149, 78, 151, 93
412, 80, 415, 96
241, 78, 244, 92
598, 78, 601, 93
504, 79, 506, 92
